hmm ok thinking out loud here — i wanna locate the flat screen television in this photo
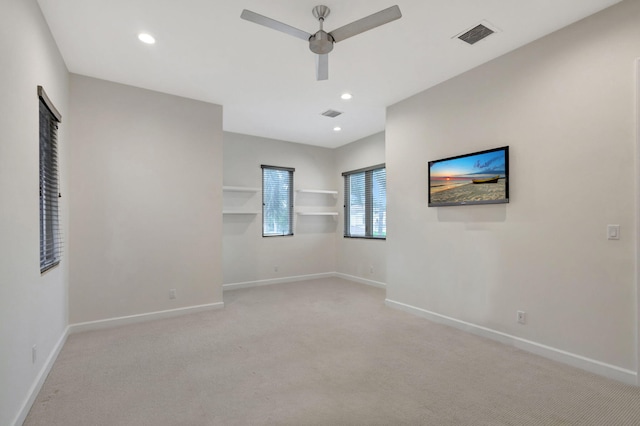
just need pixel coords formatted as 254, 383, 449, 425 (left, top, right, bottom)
428, 146, 509, 207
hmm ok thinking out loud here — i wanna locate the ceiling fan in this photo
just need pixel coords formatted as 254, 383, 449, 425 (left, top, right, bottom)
240, 5, 402, 81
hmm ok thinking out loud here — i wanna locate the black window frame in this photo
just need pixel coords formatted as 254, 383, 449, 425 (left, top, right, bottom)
38, 86, 62, 273
262, 165, 295, 237
343, 164, 386, 240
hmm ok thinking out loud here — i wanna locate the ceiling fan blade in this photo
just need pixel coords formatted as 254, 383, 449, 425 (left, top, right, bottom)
241, 9, 311, 41
316, 54, 329, 81
329, 5, 402, 43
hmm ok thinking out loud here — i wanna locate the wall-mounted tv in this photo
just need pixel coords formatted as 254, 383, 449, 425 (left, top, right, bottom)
428, 146, 509, 207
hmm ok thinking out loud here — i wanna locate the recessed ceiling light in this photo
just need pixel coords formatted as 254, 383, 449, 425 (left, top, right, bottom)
138, 33, 156, 44
333, 126, 342, 132
341, 93, 353, 100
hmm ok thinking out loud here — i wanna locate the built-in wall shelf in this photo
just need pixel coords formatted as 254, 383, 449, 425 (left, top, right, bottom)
223, 186, 260, 192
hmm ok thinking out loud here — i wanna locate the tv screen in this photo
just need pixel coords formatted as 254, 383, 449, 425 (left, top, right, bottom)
428, 146, 509, 207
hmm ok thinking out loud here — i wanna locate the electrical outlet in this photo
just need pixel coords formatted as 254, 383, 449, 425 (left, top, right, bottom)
169, 289, 176, 300
517, 311, 526, 324
32, 345, 37, 364
369, 265, 374, 274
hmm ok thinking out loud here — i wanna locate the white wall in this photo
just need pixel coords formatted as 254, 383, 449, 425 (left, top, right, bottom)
0, 1, 69, 425
223, 131, 388, 287
223, 132, 337, 285
68, 75, 223, 324
386, 0, 639, 377
334, 132, 387, 285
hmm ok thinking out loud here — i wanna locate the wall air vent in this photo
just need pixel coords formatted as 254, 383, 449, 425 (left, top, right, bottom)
455, 21, 498, 45
321, 109, 343, 118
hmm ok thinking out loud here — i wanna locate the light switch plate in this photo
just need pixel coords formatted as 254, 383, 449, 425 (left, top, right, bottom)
607, 225, 620, 240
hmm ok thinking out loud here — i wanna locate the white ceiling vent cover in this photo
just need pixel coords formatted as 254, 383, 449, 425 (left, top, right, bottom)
455, 21, 499, 45
321, 109, 343, 118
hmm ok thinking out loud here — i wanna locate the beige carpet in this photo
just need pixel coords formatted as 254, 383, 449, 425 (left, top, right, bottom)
25, 278, 640, 425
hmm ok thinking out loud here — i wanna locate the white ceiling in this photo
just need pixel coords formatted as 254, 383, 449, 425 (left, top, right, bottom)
37, 0, 621, 148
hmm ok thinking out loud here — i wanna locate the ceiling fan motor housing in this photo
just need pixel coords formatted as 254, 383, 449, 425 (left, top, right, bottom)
309, 31, 334, 54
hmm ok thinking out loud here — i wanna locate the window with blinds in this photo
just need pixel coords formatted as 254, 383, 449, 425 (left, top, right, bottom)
343, 164, 386, 239
262, 165, 294, 237
38, 86, 62, 273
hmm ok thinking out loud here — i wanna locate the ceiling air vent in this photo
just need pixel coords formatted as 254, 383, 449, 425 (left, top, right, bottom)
321, 109, 343, 118
456, 22, 497, 45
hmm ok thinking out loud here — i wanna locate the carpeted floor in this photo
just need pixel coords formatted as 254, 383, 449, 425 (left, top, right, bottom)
24, 278, 640, 425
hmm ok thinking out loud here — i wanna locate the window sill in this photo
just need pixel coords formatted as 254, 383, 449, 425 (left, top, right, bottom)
343, 236, 386, 240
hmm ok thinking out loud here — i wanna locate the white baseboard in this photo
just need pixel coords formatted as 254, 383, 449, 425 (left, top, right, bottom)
68, 302, 225, 334
385, 298, 637, 386
12, 328, 69, 426
334, 273, 386, 289
223, 272, 336, 290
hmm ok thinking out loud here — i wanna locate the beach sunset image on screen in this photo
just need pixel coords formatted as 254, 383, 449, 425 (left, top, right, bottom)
428, 146, 509, 207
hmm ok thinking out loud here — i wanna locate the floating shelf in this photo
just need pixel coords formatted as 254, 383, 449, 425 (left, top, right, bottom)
223, 211, 260, 215
296, 189, 338, 195
223, 187, 260, 216
223, 186, 260, 192
296, 211, 338, 216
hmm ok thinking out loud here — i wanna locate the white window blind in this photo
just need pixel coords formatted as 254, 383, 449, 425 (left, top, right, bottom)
343, 164, 386, 239
38, 86, 62, 273
262, 165, 294, 237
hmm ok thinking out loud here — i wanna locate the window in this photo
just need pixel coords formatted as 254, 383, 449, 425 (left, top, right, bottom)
343, 164, 386, 239
262, 165, 294, 237
38, 86, 62, 273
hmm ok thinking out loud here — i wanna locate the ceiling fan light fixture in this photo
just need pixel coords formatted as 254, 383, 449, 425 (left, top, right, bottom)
341, 93, 353, 100
333, 126, 342, 132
